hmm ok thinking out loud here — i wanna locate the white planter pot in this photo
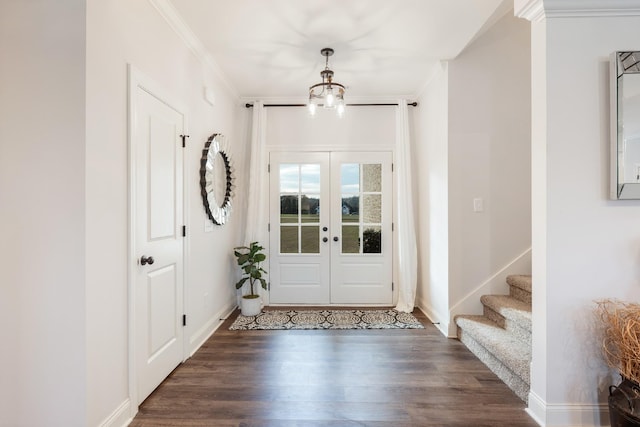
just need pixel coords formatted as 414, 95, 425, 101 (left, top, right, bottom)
240, 295, 262, 316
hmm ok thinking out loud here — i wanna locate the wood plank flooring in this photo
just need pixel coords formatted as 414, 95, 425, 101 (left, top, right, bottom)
130, 309, 538, 427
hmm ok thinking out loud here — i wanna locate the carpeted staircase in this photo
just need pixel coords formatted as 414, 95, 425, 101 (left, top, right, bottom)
454, 274, 532, 402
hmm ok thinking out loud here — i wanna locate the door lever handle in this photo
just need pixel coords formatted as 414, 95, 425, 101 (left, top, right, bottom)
140, 255, 155, 265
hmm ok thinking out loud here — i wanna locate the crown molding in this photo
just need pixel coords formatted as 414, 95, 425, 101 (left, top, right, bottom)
516, 0, 640, 22
147, 0, 239, 99
515, 0, 546, 22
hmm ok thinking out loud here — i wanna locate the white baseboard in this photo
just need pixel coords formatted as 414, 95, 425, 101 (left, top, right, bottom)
98, 398, 132, 427
416, 298, 451, 337
526, 391, 610, 427
447, 247, 532, 336
527, 391, 547, 426
188, 302, 237, 356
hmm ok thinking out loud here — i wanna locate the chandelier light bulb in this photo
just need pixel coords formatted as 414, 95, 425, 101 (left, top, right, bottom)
307, 47, 345, 117
326, 89, 334, 107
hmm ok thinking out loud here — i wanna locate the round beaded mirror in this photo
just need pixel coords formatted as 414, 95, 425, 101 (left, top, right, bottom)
200, 133, 234, 225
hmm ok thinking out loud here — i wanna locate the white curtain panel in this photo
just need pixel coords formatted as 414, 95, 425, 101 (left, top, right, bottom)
394, 99, 418, 312
244, 101, 268, 253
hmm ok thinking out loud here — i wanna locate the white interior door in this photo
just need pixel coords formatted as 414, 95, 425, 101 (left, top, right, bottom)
133, 83, 185, 404
269, 151, 392, 305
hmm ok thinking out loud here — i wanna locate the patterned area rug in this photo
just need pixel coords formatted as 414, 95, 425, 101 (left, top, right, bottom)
229, 309, 425, 330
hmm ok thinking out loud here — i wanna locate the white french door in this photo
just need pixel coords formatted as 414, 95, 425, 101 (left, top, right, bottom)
269, 151, 392, 305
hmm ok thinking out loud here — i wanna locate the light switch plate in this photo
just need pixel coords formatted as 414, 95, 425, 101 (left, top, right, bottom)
473, 198, 484, 212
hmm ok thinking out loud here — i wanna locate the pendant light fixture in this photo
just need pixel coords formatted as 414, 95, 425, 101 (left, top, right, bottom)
308, 47, 346, 117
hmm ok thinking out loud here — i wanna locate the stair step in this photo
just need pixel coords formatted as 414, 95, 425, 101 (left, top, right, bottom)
455, 315, 530, 402
481, 295, 531, 344
507, 274, 532, 304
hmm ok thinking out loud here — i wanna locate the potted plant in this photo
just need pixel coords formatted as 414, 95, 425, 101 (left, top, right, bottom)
595, 299, 640, 426
234, 241, 268, 316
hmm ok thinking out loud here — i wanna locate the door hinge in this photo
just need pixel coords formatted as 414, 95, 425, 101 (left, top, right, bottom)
268, 223, 270, 232
392, 282, 394, 291
268, 282, 271, 291
268, 163, 270, 173
182, 314, 187, 326
182, 225, 186, 237
392, 223, 395, 232
180, 134, 190, 147
391, 163, 394, 172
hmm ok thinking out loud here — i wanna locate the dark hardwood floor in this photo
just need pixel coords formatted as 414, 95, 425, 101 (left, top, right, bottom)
130, 309, 538, 427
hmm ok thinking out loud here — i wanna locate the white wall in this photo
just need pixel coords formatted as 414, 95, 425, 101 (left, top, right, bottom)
86, 1, 244, 425
266, 105, 396, 150
0, 1, 87, 426
448, 11, 531, 315
414, 12, 531, 336
525, 10, 640, 426
414, 63, 450, 334
529, 17, 549, 420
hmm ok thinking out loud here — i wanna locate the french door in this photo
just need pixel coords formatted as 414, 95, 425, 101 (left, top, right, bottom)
269, 151, 393, 305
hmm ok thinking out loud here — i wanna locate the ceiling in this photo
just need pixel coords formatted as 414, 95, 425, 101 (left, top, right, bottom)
169, 0, 512, 100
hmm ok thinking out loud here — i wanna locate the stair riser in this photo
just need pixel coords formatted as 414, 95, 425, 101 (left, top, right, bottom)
457, 328, 529, 402
509, 285, 531, 304
483, 306, 531, 345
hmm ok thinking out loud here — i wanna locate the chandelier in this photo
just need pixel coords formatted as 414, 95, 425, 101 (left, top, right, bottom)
308, 48, 346, 117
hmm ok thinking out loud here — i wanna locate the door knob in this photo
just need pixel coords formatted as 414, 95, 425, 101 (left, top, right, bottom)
323, 237, 328, 243
333, 236, 339, 242
322, 227, 328, 232
140, 255, 155, 265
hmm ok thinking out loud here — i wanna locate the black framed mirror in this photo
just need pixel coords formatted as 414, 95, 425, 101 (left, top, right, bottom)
200, 133, 234, 224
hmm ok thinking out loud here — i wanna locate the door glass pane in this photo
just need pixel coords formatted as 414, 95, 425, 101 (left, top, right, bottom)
280, 164, 299, 193
301, 164, 321, 193
362, 194, 381, 223
301, 226, 320, 254
301, 195, 319, 223
342, 225, 360, 254
362, 164, 382, 192
341, 164, 359, 193
280, 226, 298, 253
363, 226, 382, 254
280, 195, 298, 223
341, 195, 359, 223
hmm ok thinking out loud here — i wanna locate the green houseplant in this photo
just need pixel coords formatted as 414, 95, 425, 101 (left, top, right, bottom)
234, 241, 267, 316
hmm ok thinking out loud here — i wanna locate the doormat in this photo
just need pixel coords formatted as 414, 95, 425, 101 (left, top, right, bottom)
228, 309, 425, 330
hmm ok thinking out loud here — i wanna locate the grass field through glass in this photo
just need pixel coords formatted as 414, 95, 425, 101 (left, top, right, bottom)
279, 215, 361, 253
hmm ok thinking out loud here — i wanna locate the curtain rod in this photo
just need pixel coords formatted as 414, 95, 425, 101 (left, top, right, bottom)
245, 102, 418, 108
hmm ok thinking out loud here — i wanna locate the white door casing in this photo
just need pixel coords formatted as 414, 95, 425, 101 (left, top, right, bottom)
269, 151, 393, 305
129, 66, 186, 406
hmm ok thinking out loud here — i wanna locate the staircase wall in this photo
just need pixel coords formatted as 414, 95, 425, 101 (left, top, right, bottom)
413, 11, 532, 336
445, 248, 531, 337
